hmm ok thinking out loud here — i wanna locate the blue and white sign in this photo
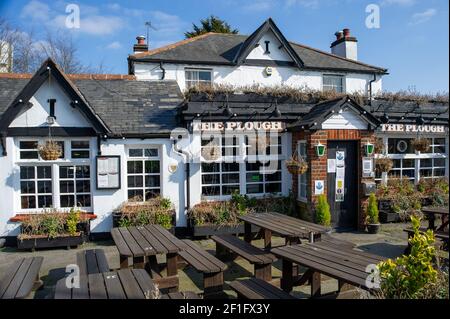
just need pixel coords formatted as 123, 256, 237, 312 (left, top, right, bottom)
315, 180, 325, 195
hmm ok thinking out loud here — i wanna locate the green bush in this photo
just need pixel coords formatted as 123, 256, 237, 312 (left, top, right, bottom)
377, 216, 438, 299
66, 208, 80, 236
366, 193, 379, 224
315, 195, 331, 227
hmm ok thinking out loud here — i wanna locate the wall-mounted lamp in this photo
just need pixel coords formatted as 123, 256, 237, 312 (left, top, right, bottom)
364, 142, 374, 156
315, 143, 326, 157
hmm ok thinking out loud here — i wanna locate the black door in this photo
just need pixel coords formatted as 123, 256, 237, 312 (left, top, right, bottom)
327, 141, 358, 229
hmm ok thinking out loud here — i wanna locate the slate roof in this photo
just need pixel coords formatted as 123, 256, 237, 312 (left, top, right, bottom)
130, 32, 388, 74
0, 76, 183, 136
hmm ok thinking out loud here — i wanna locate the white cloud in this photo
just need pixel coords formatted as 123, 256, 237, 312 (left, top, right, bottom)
409, 8, 437, 25
106, 41, 122, 49
286, 0, 320, 9
20, 0, 50, 22
243, 0, 274, 12
149, 11, 187, 37
380, 0, 415, 6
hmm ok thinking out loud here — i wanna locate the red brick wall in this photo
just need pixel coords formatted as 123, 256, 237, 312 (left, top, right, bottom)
292, 129, 376, 230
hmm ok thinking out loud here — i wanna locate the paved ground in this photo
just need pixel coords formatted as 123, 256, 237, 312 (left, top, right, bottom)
0, 222, 414, 299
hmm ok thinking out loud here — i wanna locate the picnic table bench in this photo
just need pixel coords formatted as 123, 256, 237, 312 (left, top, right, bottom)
404, 227, 449, 252
160, 291, 201, 299
77, 249, 110, 275
54, 269, 157, 299
178, 239, 227, 296
212, 235, 276, 281
422, 206, 449, 232
229, 278, 295, 299
0, 257, 43, 299
111, 225, 188, 292
272, 241, 384, 298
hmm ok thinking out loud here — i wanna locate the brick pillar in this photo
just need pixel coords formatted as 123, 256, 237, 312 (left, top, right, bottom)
359, 131, 376, 231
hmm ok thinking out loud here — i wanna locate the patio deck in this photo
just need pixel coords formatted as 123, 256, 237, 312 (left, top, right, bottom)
0, 222, 415, 299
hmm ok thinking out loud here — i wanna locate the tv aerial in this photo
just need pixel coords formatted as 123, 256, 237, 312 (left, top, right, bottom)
145, 21, 158, 45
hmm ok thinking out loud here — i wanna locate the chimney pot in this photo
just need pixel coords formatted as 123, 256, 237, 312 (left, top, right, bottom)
343, 28, 350, 37
133, 35, 149, 53
335, 31, 344, 40
136, 36, 146, 45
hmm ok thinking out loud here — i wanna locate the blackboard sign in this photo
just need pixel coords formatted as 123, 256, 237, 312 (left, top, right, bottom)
96, 156, 121, 189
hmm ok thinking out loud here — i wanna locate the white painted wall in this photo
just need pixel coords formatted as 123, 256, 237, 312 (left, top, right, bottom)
321, 109, 368, 130
331, 40, 358, 61
10, 81, 92, 128
246, 31, 293, 61
134, 62, 383, 95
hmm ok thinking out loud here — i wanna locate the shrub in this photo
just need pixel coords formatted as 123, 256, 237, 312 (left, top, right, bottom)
115, 196, 175, 228
366, 193, 379, 224
66, 208, 80, 236
377, 216, 438, 299
315, 194, 331, 227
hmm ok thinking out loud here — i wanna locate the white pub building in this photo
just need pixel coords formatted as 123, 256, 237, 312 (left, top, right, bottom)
0, 19, 447, 243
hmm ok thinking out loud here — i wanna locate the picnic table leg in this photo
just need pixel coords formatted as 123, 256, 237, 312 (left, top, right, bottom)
244, 222, 252, 243
286, 237, 300, 277
280, 259, 294, 293
203, 272, 224, 298
310, 272, 321, 298
264, 229, 272, 250
166, 253, 178, 276
133, 256, 145, 269
428, 214, 436, 231
120, 255, 129, 269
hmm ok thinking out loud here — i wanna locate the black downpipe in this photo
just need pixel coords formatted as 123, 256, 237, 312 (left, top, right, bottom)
369, 74, 377, 111
159, 62, 166, 80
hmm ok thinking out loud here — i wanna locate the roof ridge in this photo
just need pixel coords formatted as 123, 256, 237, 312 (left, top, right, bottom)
130, 32, 218, 59
289, 40, 387, 72
0, 73, 135, 80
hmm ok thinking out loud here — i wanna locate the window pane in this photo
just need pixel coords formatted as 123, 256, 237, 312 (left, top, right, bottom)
20, 151, 39, 159
420, 169, 433, 178
76, 195, 91, 207
129, 149, 143, 157
199, 71, 212, 81
60, 195, 75, 208
37, 166, 52, 179
21, 181, 35, 194
21, 196, 36, 209
60, 166, 74, 178
247, 173, 262, 183
76, 166, 90, 178
222, 173, 239, 184
145, 149, 158, 157
145, 161, 160, 174
434, 158, 446, 167
128, 190, 143, 201
266, 183, 282, 193
420, 159, 433, 168
128, 175, 143, 188
201, 163, 220, 172
71, 150, 90, 159
434, 145, 446, 154
127, 161, 143, 174
222, 185, 239, 195
20, 141, 38, 149
145, 189, 160, 200
202, 186, 220, 196
76, 180, 90, 193
60, 181, 74, 193
247, 184, 264, 194
222, 162, 239, 172
265, 171, 282, 182
434, 168, 445, 177
37, 181, 52, 193
202, 174, 220, 185
71, 141, 89, 149
20, 166, 35, 179
38, 195, 52, 208
403, 159, 415, 168
388, 139, 413, 154
145, 175, 160, 188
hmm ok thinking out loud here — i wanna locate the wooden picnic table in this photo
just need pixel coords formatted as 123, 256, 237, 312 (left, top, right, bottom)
111, 225, 187, 291
54, 269, 157, 299
239, 212, 328, 250
271, 241, 385, 298
422, 207, 449, 232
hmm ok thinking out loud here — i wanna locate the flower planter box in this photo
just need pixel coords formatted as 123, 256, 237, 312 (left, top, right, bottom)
17, 233, 86, 251
112, 211, 175, 231
189, 222, 260, 238
379, 211, 401, 223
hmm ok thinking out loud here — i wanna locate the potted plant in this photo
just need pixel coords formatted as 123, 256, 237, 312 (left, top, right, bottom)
411, 138, 431, 153
38, 140, 62, 160
315, 194, 331, 231
17, 208, 90, 251
285, 155, 308, 175
113, 196, 175, 231
366, 193, 381, 234
375, 156, 393, 174
374, 138, 385, 154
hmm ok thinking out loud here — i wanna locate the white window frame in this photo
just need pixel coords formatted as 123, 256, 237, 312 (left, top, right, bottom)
322, 74, 345, 93
297, 140, 308, 202
15, 137, 94, 212
59, 165, 92, 209
126, 146, 162, 202
185, 68, 213, 89
19, 165, 53, 210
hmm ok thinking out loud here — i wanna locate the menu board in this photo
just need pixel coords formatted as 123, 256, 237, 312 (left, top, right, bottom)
96, 156, 121, 189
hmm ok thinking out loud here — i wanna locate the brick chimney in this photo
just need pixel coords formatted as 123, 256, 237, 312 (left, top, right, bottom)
133, 35, 148, 54
330, 28, 358, 61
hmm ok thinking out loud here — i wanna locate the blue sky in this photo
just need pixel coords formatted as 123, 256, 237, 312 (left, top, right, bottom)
0, 0, 448, 93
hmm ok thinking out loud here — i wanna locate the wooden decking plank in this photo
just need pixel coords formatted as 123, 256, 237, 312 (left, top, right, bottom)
179, 240, 226, 273
2, 257, 33, 299
131, 269, 156, 298
269, 212, 328, 233
103, 272, 127, 299
128, 226, 156, 256
85, 249, 100, 274
146, 225, 184, 253
15, 256, 43, 299
229, 280, 265, 299
239, 214, 297, 237
249, 278, 295, 299
0, 259, 23, 298
72, 275, 90, 299
88, 273, 108, 299
76, 251, 88, 276
310, 242, 384, 263
117, 269, 145, 299
111, 228, 133, 257
94, 249, 110, 273
54, 278, 72, 299
138, 225, 169, 254
185, 239, 227, 271
118, 227, 145, 257
242, 278, 287, 299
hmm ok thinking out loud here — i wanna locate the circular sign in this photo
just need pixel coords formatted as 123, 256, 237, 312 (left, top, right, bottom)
396, 140, 408, 153
168, 163, 178, 173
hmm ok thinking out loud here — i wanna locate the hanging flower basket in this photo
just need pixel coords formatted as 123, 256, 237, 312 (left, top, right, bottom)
201, 142, 221, 161
38, 140, 62, 160
411, 138, 431, 153
286, 155, 308, 175
374, 138, 385, 154
375, 157, 393, 173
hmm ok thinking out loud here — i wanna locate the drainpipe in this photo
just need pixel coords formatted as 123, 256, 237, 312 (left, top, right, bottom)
369, 74, 377, 111
159, 62, 166, 80
172, 139, 191, 229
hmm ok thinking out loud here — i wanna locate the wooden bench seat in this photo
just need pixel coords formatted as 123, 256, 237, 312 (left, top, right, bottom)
212, 235, 276, 281
404, 227, 449, 253
178, 239, 227, 296
229, 278, 295, 299
0, 257, 43, 299
319, 234, 356, 249
77, 249, 110, 275
160, 291, 201, 299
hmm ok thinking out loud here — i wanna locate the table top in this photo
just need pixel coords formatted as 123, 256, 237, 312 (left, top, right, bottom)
54, 269, 157, 299
239, 212, 328, 238
271, 241, 385, 290
111, 225, 187, 258
422, 207, 449, 216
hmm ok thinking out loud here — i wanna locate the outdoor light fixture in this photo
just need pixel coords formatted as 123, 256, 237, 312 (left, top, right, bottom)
315, 143, 326, 157
223, 106, 232, 117
46, 116, 55, 125
365, 142, 375, 156
380, 114, 389, 124
273, 106, 282, 118
416, 116, 425, 125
